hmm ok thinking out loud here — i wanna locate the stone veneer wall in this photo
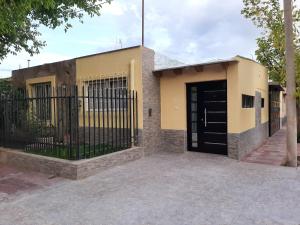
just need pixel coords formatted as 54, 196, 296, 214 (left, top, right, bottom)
228, 91, 269, 160
141, 48, 162, 155
160, 130, 187, 153
228, 122, 269, 160
0, 147, 143, 180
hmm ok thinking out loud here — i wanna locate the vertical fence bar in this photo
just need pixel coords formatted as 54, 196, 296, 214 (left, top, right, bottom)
118, 89, 121, 150
97, 84, 101, 156
53, 87, 57, 157
106, 88, 109, 154
58, 86, 61, 157
110, 88, 114, 153
125, 89, 128, 148
132, 90, 136, 145
129, 91, 132, 147
43, 85, 47, 153
114, 89, 118, 151
135, 91, 138, 145
15, 91, 19, 147
38, 86, 42, 153
68, 87, 73, 159
87, 84, 91, 158
82, 85, 86, 159
39, 86, 42, 152
3, 94, 6, 146
9, 92, 12, 147
101, 88, 105, 155
75, 86, 80, 160
60, 86, 64, 158
93, 84, 96, 156
122, 89, 125, 149
24, 89, 28, 148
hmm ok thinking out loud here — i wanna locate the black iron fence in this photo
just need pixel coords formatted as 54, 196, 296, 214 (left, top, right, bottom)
0, 85, 138, 160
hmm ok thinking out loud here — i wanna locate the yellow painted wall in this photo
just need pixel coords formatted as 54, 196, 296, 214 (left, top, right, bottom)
160, 57, 269, 134
160, 64, 229, 130
75, 47, 143, 129
234, 56, 269, 133
25, 75, 56, 96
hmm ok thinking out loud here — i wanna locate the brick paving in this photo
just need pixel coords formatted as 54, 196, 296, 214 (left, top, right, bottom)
0, 164, 64, 199
242, 128, 300, 166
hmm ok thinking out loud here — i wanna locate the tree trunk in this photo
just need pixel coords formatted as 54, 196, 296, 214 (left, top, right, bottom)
284, 0, 298, 167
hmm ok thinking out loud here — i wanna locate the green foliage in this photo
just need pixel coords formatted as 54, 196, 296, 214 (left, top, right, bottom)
0, 0, 111, 61
241, 0, 300, 97
0, 78, 13, 95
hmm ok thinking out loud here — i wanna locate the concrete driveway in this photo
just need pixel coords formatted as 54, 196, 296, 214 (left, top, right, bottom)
1, 151, 300, 225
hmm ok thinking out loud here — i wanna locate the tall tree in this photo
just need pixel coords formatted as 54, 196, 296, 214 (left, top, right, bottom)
242, 0, 300, 97
0, 0, 111, 61
242, 0, 298, 166
284, 0, 298, 167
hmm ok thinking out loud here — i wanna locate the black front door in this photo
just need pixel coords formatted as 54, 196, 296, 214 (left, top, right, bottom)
187, 80, 227, 155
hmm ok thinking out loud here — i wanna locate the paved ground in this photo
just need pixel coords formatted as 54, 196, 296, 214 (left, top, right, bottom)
242, 128, 300, 166
0, 164, 64, 200
242, 129, 288, 166
1, 152, 300, 225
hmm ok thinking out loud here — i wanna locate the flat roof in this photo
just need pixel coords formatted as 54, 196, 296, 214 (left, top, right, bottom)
153, 58, 238, 73
13, 45, 142, 72
269, 82, 285, 91
75, 45, 141, 60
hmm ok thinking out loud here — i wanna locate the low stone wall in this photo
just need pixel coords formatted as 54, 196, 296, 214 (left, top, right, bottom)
0, 147, 143, 180
228, 122, 269, 160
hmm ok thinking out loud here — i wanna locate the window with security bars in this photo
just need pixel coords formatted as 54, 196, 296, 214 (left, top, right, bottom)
85, 77, 128, 111
32, 82, 52, 120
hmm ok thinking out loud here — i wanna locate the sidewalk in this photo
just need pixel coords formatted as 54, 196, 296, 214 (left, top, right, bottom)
0, 164, 64, 200
242, 128, 300, 166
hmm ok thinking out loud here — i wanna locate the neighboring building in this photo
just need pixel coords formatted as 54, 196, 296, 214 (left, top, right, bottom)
268, 82, 285, 136
280, 87, 287, 128
11, 46, 274, 160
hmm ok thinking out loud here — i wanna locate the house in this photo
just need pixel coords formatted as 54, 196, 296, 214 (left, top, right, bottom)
11, 46, 281, 160
269, 82, 286, 136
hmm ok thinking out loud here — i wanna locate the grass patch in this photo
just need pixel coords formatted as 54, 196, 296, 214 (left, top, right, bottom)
25, 143, 130, 160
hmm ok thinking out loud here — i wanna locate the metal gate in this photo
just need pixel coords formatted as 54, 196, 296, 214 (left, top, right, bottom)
269, 86, 281, 136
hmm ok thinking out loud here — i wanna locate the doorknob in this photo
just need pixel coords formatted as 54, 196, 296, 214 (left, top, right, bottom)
204, 108, 207, 127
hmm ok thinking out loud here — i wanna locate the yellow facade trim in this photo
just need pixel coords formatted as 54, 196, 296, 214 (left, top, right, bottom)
25, 75, 56, 125
130, 59, 135, 91
25, 75, 56, 97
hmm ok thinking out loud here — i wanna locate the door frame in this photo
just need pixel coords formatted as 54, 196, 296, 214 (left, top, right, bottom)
186, 80, 228, 154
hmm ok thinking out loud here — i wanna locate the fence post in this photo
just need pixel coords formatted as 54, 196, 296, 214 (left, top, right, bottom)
68, 88, 72, 159
75, 86, 80, 160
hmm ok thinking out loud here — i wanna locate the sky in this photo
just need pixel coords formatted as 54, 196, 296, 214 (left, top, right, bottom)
0, 0, 262, 78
